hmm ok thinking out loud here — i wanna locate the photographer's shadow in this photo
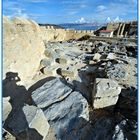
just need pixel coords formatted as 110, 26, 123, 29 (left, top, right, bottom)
2, 72, 43, 140
3, 72, 32, 110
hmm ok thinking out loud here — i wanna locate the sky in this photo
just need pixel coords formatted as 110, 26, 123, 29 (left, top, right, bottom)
3, 0, 138, 24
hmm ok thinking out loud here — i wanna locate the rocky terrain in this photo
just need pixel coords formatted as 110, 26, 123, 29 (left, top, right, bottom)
3, 17, 137, 140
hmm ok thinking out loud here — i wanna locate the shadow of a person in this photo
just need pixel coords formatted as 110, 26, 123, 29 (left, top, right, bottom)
3, 72, 32, 110
3, 72, 43, 140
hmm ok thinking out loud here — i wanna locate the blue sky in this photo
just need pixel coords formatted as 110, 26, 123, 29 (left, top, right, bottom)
3, 0, 138, 24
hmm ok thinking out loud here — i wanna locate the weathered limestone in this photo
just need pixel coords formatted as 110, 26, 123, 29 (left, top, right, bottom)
92, 78, 121, 109
44, 50, 53, 58
3, 17, 45, 86
56, 68, 74, 78
93, 53, 101, 61
5, 105, 50, 140
55, 58, 67, 64
107, 53, 116, 60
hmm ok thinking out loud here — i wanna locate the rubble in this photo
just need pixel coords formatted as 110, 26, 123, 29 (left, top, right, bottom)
32, 77, 89, 139
3, 17, 137, 140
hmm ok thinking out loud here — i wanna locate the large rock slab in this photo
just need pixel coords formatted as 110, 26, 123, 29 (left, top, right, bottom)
32, 78, 73, 108
31, 77, 90, 140
92, 78, 121, 109
3, 17, 45, 86
4, 105, 49, 140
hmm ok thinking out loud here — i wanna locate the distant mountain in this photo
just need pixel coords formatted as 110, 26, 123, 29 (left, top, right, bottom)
38, 22, 107, 30
59, 22, 105, 27
59, 23, 106, 30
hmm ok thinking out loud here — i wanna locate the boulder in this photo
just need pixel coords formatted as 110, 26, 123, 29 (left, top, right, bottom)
4, 105, 50, 140
55, 58, 67, 64
3, 97, 12, 123
31, 77, 90, 140
92, 78, 121, 109
107, 53, 116, 60
93, 53, 101, 61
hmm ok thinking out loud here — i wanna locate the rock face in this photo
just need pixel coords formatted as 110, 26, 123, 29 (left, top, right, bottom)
3, 17, 45, 86
31, 77, 90, 140
4, 105, 50, 140
92, 78, 121, 109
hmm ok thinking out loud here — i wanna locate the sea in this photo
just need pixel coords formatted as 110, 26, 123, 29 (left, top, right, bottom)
59, 24, 102, 30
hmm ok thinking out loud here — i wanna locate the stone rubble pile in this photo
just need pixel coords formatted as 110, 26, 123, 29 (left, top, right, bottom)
3, 22, 137, 140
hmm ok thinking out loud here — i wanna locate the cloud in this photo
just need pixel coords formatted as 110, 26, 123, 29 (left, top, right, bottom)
3, 0, 137, 23
106, 17, 111, 23
3, 0, 29, 19
16, 9, 29, 18
75, 17, 86, 23
116, 0, 137, 4
96, 5, 106, 12
61, 0, 85, 4
68, 11, 78, 15
62, 0, 88, 13
23, 0, 48, 3
9, 9, 29, 19
80, 4, 87, 8
92, 1, 137, 23
114, 16, 123, 22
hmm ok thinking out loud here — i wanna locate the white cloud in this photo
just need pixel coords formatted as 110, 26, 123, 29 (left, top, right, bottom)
91, 2, 137, 23
68, 11, 78, 15
114, 16, 123, 22
80, 4, 87, 8
96, 5, 107, 12
62, 0, 88, 15
16, 9, 29, 18
75, 17, 86, 23
23, 0, 48, 2
128, 0, 137, 4
5, 8, 29, 19
106, 17, 111, 23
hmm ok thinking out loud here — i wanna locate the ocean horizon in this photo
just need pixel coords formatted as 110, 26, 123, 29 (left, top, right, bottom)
59, 24, 102, 30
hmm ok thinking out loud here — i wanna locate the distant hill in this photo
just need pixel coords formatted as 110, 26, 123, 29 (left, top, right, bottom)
58, 23, 106, 30
38, 23, 64, 29
59, 22, 106, 26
